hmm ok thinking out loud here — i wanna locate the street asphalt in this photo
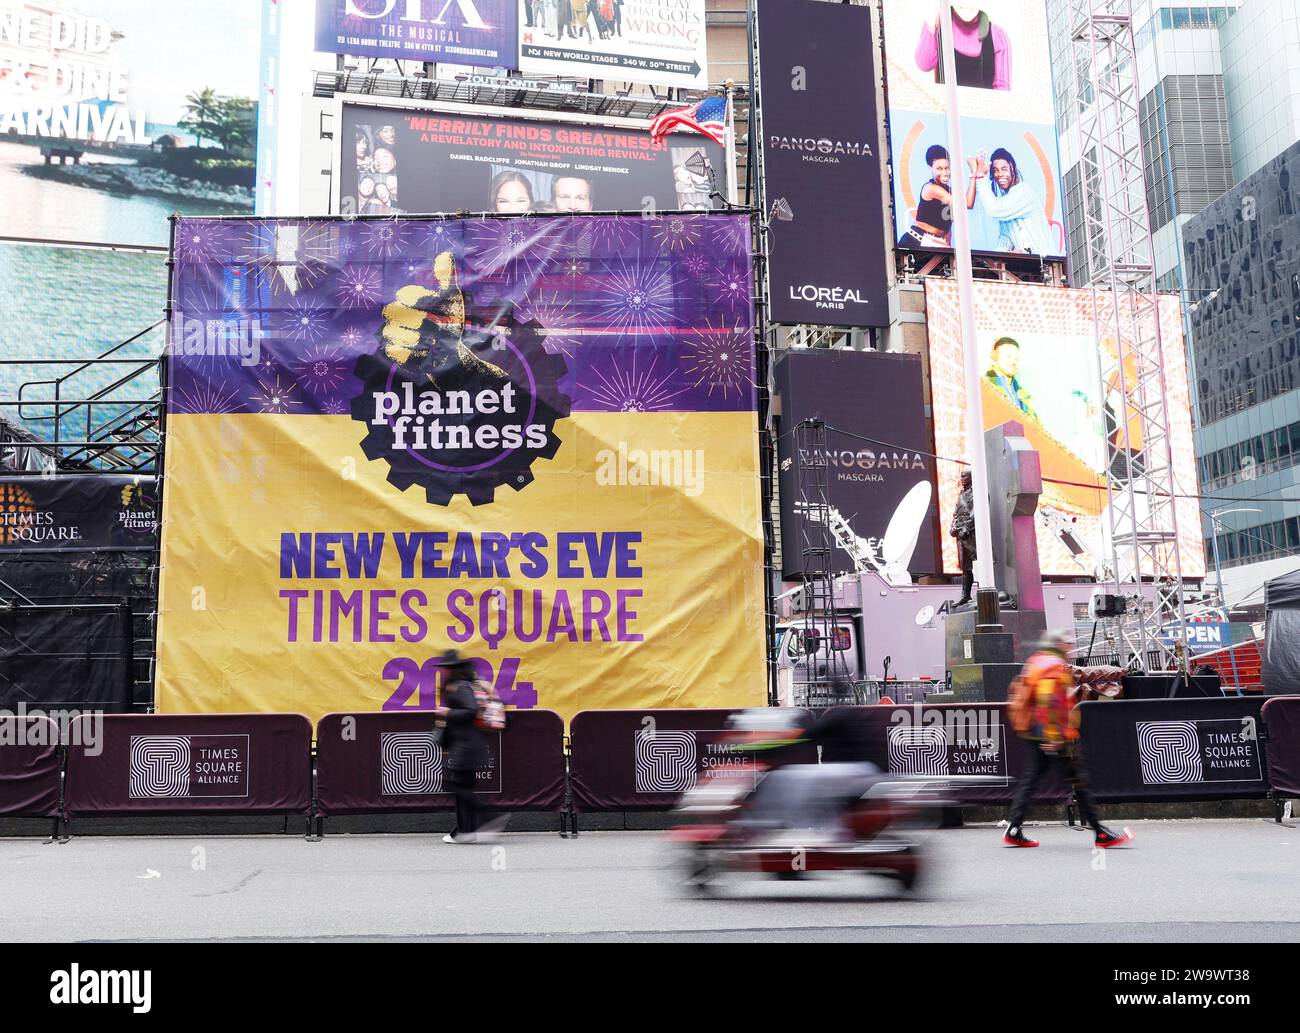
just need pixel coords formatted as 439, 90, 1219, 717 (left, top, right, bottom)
2, 819, 1297, 942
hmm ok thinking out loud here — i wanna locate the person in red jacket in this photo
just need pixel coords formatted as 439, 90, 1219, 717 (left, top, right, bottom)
1003, 630, 1133, 849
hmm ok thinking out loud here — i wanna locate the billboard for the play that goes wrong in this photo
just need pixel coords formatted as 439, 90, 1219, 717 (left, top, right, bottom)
157, 213, 766, 723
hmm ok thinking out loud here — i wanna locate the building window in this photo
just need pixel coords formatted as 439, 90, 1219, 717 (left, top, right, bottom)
1199, 416, 1300, 491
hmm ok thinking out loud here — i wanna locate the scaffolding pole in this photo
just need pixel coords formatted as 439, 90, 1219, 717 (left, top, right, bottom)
1066, 0, 1188, 671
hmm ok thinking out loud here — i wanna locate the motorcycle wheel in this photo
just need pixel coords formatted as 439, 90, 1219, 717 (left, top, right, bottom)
893, 845, 923, 893
677, 845, 720, 896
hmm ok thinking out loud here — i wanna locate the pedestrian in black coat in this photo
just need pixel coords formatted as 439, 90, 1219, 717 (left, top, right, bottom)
435, 649, 487, 843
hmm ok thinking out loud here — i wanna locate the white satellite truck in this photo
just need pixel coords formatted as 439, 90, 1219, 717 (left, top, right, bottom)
774, 484, 962, 704
773, 489, 1120, 704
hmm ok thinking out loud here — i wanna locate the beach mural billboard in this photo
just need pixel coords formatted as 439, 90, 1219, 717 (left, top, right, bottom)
0, 0, 260, 247
882, 1, 1067, 260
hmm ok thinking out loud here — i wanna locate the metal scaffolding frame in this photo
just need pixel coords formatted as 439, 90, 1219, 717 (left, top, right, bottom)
1066, 0, 1188, 671
793, 419, 851, 707
0, 333, 163, 706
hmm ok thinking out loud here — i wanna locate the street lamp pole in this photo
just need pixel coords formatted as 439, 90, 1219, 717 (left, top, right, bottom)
1209, 506, 1260, 694
939, 2, 996, 594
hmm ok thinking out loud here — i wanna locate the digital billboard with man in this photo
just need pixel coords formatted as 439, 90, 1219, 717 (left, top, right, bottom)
925, 280, 1205, 579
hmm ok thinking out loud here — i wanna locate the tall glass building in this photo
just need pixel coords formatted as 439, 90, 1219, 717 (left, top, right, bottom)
1047, 1, 1241, 294
1047, 2, 1300, 619
1180, 0, 1300, 618
1220, 0, 1300, 183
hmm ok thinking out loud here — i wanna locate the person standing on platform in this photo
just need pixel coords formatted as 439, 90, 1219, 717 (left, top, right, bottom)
950, 469, 977, 606
1002, 630, 1133, 849
435, 649, 488, 844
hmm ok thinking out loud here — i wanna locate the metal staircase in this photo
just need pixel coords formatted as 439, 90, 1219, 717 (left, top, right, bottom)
12, 320, 163, 472
2, 326, 164, 707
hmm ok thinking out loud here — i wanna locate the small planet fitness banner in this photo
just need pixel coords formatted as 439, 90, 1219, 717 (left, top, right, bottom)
159, 213, 764, 723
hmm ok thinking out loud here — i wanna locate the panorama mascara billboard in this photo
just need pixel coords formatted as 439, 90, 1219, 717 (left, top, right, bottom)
158, 213, 765, 722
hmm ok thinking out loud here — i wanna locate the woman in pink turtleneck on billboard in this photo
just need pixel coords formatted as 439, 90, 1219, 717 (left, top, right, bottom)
915, 4, 1012, 92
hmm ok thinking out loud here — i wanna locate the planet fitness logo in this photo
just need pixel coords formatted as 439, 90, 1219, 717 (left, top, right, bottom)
351, 251, 571, 506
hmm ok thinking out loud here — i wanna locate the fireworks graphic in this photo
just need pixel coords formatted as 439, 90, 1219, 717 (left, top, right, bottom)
171, 262, 233, 316
321, 398, 349, 416
571, 216, 640, 255
559, 254, 589, 282
295, 345, 351, 396
594, 260, 679, 337
254, 351, 278, 376
710, 216, 751, 258
334, 263, 384, 308
518, 292, 583, 358
415, 219, 470, 260
361, 218, 414, 259
650, 215, 703, 252
469, 218, 561, 279
240, 222, 281, 280
399, 260, 426, 281
586, 350, 687, 412
168, 311, 260, 376
174, 221, 235, 264
293, 220, 337, 265
682, 318, 755, 401
277, 299, 331, 343
250, 372, 302, 415
340, 325, 370, 352
712, 262, 750, 310
239, 220, 335, 295
170, 382, 243, 416
681, 251, 711, 279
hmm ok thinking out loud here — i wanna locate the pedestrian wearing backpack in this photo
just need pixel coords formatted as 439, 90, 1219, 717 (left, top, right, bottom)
1003, 630, 1132, 849
434, 649, 488, 844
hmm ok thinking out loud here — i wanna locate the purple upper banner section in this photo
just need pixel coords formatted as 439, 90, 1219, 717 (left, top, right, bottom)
167, 214, 757, 417
315, 0, 517, 68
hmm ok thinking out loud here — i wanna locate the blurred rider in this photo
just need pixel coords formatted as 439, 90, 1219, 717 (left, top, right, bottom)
733, 695, 879, 842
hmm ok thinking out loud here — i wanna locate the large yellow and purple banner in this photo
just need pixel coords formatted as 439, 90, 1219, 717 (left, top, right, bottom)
159, 214, 765, 723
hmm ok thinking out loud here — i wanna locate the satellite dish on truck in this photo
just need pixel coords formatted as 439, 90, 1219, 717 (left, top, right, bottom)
880, 481, 934, 584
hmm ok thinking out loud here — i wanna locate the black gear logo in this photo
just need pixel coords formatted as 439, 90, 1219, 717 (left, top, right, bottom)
350, 252, 571, 506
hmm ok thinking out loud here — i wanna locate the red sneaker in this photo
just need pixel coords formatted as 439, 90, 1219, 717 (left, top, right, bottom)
1002, 827, 1039, 847
1095, 826, 1134, 849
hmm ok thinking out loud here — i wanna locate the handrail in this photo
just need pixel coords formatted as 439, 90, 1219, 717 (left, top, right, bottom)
14, 319, 163, 436
74, 364, 161, 444
49, 319, 164, 392
58, 400, 160, 467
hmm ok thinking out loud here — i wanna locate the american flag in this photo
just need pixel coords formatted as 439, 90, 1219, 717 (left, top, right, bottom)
649, 96, 727, 145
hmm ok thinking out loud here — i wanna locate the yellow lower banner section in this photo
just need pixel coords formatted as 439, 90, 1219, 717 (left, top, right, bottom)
156, 411, 766, 724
